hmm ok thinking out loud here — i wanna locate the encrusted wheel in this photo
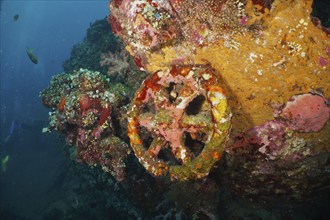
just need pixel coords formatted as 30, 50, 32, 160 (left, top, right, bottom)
128, 65, 231, 180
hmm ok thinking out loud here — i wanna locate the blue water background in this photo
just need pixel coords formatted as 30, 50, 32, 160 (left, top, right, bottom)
1, 0, 109, 122
0, 1, 108, 218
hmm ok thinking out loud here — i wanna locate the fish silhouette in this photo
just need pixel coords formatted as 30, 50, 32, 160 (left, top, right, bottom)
26, 47, 38, 64
4, 120, 21, 142
13, 14, 19, 21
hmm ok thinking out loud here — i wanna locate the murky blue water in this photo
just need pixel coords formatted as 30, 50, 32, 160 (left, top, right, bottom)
1, 1, 109, 219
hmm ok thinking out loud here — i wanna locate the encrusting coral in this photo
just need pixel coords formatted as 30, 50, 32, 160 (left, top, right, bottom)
110, 0, 330, 197
40, 0, 330, 218
41, 69, 131, 181
128, 65, 231, 180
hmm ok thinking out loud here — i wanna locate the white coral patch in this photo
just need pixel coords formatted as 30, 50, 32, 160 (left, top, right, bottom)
177, 96, 190, 109
186, 70, 194, 79
157, 71, 164, 78
180, 147, 187, 160
219, 117, 228, 123
249, 52, 258, 63
209, 91, 226, 105
202, 73, 211, 80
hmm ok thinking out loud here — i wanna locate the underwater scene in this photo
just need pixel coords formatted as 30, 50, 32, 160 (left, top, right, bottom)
1, 0, 330, 219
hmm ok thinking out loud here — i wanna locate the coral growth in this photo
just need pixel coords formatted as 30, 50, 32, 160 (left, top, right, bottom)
110, 0, 330, 199
222, 92, 329, 198
41, 69, 131, 181
99, 49, 148, 95
40, 0, 330, 219
100, 50, 130, 77
128, 65, 231, 180
63, 18, 122, 73
281, 93, 329, 132
225, 118, 330, 199
109, 0, 181, 51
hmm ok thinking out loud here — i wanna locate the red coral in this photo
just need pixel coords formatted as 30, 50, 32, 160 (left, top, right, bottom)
58, 96, 66, 112
251, 0, 273, 13
108, 15, 122, 35
134, 56, 145, 70
41, 69, 131, 182
78, 94, 92, 111
98, 106, 110, 126
78, 94, 102, 113
112, 0, 123, 7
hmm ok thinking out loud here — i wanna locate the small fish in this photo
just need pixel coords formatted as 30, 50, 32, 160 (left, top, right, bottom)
26, 47, 38, 64
4, 120, 21, 142
1, 155, 10, 172
13, 14, 19, 21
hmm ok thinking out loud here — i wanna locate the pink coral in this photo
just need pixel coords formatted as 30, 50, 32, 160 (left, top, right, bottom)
109, 0, 181, 51
282, 93, 329, 132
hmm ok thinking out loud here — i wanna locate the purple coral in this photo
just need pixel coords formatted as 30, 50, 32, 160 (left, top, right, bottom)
319, 56, 327, 67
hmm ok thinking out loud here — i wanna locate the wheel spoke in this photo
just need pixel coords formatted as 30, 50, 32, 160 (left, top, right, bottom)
172, 144, 192, 164
146, 136, 166, 158
127, 65, 231, 180
182, 113, 214, 130
138, 112, 157, 131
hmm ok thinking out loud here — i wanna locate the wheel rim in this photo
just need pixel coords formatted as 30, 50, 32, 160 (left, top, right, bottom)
128, 65, 231, 180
